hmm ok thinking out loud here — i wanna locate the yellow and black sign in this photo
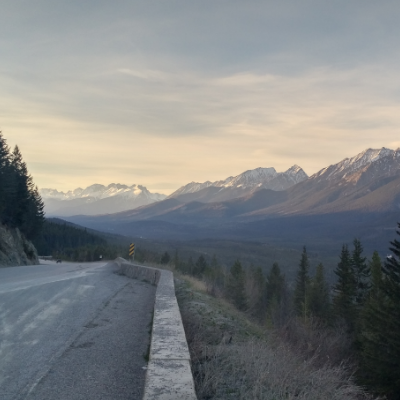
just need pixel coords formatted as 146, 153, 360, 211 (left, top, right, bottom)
129, 243, 135, 257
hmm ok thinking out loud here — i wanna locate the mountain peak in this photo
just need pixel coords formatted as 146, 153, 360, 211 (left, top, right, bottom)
170, 165, 308, 199
40, 183, 167, 216
311, 147, 395, 182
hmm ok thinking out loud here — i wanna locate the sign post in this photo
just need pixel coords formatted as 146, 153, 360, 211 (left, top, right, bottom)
129, 243, 135, 261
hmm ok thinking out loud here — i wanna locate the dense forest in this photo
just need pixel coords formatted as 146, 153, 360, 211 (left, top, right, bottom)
33, 218, 162, 262
32, 219, 124, 261
168, 224, 400, 399
0, 131, 45, 239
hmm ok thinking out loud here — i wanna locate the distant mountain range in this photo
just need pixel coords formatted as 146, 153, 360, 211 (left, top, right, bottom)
63, 147, 400, 257
40, 184, 167, 216
169, 165, 308, 203
41, 165, 309, 216
73, 147, 399, 222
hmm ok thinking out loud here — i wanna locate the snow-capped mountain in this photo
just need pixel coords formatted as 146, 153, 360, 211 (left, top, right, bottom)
40, 183, 167, 216
247, 147, 400, 216
310, 148, 395, 183
169, 165, 308, 202
65, 146, 400, 246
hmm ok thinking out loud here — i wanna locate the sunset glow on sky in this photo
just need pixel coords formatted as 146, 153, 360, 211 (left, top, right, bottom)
1, 1, 400, 194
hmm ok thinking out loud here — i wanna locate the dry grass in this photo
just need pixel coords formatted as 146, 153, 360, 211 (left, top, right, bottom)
176, 276, 379, 400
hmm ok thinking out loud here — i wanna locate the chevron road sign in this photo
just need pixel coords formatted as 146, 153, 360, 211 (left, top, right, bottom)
129, 243, 135, 259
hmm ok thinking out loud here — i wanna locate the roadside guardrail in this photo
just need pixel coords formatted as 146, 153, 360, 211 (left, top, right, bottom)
114, 257, 197, 400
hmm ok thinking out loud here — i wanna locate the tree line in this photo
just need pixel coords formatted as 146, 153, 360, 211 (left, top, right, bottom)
166, 224, 400, 399
33, 219, 162, 263
0, 131, 44, 239
33, 219, 127, 261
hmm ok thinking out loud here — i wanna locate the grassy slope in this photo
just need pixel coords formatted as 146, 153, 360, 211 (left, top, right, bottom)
175, 274, 376, 400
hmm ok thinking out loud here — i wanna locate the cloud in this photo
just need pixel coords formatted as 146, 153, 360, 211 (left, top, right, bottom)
116, 68, 168, 82
2, 2, 400, 193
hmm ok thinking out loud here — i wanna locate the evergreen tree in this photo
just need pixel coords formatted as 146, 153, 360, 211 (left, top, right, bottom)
359, 224, 400, 398
160, 251, 170, 264
351, 238, 370, 307
332, 244, 356, 329
173, 249, 180, 270
265, 262, 288, 326
8, 145, 32, 227
204, 254, 224, 295
369, 251, 383, 300
246, 266, 266, 320
293, 246, 310, 320
226, 260, 247, 311
0, 140, 44, 239
22, 185, 45, 239
193, 255, 207, 277
308, 263, 331, 323
0, 132, 12, 219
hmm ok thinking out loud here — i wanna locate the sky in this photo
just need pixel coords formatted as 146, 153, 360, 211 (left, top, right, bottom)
1, 1, 400, 194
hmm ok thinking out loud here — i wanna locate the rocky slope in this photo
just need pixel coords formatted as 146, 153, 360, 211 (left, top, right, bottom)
0, 224, 39, 266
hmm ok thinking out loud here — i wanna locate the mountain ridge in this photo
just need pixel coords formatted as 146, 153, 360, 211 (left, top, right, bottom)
169, 164, 308, 203
68, 147, 400, 224
40, 183, 167, 216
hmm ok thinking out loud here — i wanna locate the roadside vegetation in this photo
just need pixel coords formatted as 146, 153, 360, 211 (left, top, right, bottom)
170, 224, 400, 399
176, 277, 375, 400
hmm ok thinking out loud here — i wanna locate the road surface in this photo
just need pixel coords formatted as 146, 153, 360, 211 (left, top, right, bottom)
0, 260, 156, 400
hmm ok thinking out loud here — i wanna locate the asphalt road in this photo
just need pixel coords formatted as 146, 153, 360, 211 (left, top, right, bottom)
0, 260, 156, 400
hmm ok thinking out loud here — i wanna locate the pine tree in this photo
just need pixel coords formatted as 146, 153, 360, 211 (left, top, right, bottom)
332, 244, 356, 330
204, 254, 224, 295
293, 246, 310, 320
369, 251, 383, 299
194, 255, 207, 277
22, 185, 45, 239
160, 251, 170, 264
246, 266, 266, 320
265, 262, 287, 326
351, 238, 370, 307
226, 260, 247, 311
0, 132, 12, 222
8, 145, 33, 227
359, 224, 400, 397
308, 263, 331, 323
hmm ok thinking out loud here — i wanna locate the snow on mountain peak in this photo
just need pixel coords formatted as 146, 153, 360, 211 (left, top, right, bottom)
223, 167, 277, 188
312, 147, 395, 181
170, 165, 308, 197
40, 183, 166, 202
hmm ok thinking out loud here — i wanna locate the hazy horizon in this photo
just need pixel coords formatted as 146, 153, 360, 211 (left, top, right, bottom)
2, 1, 400, 194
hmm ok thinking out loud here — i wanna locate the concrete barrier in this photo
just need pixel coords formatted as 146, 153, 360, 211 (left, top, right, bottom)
114, 258, 197, 400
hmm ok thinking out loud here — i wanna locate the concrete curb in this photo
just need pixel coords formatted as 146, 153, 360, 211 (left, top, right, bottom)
114, 258, 197, 400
